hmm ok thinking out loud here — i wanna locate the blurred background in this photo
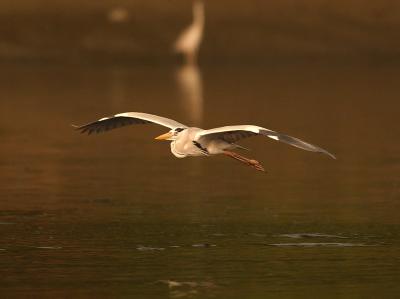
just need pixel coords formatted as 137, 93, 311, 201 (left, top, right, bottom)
1, 1, 400, 298
1, 0, 400, 63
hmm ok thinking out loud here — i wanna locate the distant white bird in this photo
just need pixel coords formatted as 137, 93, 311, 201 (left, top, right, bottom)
173, 1, 205, 65
74, 112, 335, 172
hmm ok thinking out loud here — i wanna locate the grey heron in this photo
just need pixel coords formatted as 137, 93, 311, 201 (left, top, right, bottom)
74, 112, 335, 172
173, 0, 205, 65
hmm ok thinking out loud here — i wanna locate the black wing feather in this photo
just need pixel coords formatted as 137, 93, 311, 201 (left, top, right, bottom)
259, 129, 336, 159
219, 131, 256, 143
75, 116, 151, 135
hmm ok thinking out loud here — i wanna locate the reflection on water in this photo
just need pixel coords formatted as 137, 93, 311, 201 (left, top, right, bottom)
159, 280, 217, 299
0, 63, 400, 298
137, 245, 165, 251
278, 233, 349, 239
268, 243, 375, 247
175, 64, 204, 125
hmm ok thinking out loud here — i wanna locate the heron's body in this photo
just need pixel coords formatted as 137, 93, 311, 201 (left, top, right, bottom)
74, 112, 335, 172
171, 127, 203, 157
171, 127, 238, 158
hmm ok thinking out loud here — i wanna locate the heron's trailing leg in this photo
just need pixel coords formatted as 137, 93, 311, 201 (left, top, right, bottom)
223, 150, 265, 172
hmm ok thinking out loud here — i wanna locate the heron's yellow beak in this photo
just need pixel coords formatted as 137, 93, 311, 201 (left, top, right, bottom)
154, 131, 173, 140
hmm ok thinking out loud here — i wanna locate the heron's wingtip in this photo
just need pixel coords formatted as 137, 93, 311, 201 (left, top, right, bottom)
324, 151, 337, 160
71, 124, 87, 134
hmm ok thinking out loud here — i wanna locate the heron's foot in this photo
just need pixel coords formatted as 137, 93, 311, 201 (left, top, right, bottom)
248, 159, 265, 172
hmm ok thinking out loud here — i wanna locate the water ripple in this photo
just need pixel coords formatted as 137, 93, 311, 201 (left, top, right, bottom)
136, 245, 165, 251
268, 242, 376, 247
277, 233, 349, 239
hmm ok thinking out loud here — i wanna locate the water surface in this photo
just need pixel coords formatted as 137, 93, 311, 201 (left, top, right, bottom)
0, 63, 399, 298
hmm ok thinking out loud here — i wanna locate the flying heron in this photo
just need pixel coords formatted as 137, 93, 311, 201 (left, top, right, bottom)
173, 0, 205, 65
74, 112, 335, 172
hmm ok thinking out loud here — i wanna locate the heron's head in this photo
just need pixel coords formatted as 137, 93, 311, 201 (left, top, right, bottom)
154, 128, 186, 141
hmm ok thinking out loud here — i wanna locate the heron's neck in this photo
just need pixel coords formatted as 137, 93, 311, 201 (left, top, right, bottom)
193, 2, 205, 26
170, 141, 186, 158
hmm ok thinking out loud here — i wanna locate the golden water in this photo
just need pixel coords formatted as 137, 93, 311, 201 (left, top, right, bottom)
0, 63, 399, 298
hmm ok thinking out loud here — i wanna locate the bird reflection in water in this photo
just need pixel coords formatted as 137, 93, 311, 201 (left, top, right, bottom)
159, 280, 217, 299
175, 63, 204, 125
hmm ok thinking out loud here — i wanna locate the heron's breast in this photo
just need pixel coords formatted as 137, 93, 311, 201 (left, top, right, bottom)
203, 139, 233, 155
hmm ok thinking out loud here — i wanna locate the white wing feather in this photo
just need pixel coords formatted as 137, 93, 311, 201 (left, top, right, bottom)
74, 112, 187, 135
197, 125, 336, 159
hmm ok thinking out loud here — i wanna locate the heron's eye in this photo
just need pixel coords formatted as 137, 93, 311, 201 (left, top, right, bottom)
175, 128, 185, 133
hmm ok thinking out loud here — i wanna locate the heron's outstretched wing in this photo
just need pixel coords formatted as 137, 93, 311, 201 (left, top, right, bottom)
74, 112, 187, 135
197, 125, 336, 159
